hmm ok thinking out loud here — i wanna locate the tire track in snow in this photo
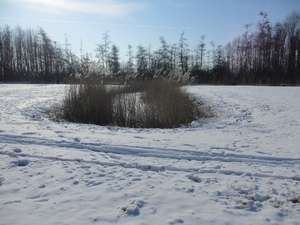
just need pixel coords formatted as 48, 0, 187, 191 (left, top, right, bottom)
1, 133, 300, 165
1, 150, 300, 181
1, 133, 300, 182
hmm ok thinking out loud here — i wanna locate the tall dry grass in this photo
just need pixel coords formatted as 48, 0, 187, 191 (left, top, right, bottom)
47, 80, 213, 128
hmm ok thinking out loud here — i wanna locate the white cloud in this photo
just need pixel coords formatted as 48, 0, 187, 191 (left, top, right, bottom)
7, 0, 147, 17
0, 17, 191, 30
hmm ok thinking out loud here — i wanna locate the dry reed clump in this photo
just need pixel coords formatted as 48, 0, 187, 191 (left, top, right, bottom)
47, 80, 213, 128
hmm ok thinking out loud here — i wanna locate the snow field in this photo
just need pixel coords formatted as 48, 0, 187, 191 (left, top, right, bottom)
0, 84, 300, 224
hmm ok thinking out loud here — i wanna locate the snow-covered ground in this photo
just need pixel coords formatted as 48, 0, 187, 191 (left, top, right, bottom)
0, 84, 300, 225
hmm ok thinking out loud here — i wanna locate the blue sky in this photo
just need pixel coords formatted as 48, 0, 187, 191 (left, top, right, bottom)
0, 0, 299, 61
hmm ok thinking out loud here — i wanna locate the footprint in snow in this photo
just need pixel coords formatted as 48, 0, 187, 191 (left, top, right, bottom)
74, 137, 80, 142
73, 180, 79, 185
169, 217, 184, 224
22, 132, 36, 135
132, 177, 141, 182
187, 174, 202, 183
86, 180, 103, 187
3, 200, 22, 205
13, 148, 22, 153
25, 195, 49, 202
33, 199, 49, 202
26, 195, 41, 199
132, 199, 146, 208
110, 155, 122, 160
134, 136, 144, 139
122, 205, 140, 216
120, 199, 147, 216
185, 187, 194, 193
14, 159, 29, 167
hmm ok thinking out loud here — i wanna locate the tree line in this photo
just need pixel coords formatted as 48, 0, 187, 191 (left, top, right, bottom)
0, 11, 299, 84
223, 11, 300, 84
0, 26, 78, 82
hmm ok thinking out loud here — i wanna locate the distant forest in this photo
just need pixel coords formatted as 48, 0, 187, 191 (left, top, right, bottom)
0, 11, 299, 85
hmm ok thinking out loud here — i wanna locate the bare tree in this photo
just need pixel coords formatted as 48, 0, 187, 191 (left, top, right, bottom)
126, 44, 134, 73
109, 44, 120, 76
178, 31, 189, 73
95, 31, 111, 68
156, 36, 170, 71
136, 44, 147, 77
0, 27, 4, 81
102, 31, 111, 68
284, 11, 300, 83
2, 26, 14, 81
195, 35, 206, 70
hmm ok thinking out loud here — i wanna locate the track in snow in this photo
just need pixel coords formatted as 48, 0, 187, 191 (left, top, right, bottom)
1, 133, 299, 182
